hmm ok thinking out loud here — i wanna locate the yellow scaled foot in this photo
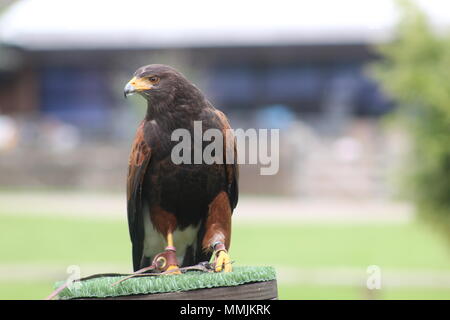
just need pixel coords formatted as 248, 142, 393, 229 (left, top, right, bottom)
215, 251, 232, 273
164, 265, 181, 275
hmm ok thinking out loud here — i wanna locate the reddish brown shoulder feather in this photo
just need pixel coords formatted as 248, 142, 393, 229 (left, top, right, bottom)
213, 109, 239, 210
127, 121, 152, 201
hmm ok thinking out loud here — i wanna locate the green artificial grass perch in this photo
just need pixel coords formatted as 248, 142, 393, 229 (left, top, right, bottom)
56, 266, 276, 299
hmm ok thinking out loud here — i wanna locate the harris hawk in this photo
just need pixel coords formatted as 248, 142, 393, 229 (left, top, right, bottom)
124, 64, 238, 274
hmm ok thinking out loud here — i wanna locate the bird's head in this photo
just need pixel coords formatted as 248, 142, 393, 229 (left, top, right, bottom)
124, 64, 193, 105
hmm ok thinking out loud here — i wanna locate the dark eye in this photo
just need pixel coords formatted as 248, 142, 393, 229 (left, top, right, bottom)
149, 76, 159, 83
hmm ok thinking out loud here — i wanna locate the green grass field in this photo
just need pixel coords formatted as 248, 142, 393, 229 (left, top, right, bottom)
1, 213, 450, 299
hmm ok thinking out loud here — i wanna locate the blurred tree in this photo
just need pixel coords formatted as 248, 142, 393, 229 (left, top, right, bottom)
372, 0, 450, 237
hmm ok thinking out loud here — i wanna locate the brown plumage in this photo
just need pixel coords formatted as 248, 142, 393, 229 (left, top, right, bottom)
124, 64, 238, 272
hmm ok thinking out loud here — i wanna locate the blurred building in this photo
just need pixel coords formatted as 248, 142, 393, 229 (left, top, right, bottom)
0, 0, 448, 197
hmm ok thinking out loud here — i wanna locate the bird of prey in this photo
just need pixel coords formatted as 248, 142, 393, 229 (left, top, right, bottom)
124, 64, 238, 274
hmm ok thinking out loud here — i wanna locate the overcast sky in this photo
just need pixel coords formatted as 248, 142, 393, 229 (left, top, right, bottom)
0, 0, 448, 49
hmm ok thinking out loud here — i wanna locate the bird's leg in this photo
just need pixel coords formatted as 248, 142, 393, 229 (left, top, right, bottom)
149, 231, 181, 275
211, 241, 232, 273
202, 192, 233, 272
162, 231, 181, 274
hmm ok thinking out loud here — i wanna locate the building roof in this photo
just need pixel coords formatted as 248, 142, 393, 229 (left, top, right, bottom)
0, 0, 449, 50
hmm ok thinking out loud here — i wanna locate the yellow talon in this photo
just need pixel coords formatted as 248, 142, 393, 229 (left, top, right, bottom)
165, 265, 181, 275
215, 251, 232, 273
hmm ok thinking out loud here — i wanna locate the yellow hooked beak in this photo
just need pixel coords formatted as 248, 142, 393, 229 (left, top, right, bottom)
124, 77, 154, 97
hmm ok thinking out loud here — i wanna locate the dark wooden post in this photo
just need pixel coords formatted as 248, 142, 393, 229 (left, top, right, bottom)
75, 280, 278, 300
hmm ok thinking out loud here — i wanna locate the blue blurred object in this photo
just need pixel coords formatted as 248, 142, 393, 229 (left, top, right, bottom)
255, 104, 296, 129
39, 66, 111, 131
